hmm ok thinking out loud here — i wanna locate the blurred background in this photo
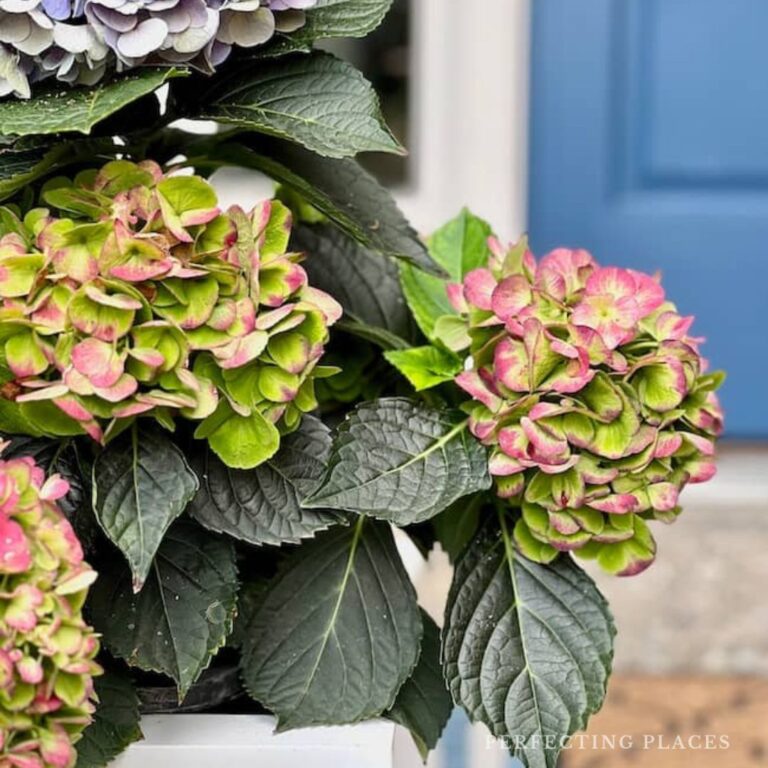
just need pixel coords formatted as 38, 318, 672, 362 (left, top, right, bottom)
214, 1, 768, 765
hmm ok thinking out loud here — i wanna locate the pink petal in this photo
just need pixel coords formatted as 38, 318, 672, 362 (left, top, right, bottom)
685, 459, 717, 484
585, 266, 637, 299
213, 330, 269, 369
446, 282, 469, 313
647, 482, 679, 511
40, 475, 70, 501
300, 286, 343, 324
681, 432, 716, 456
463, 268, 496, 311
535, 247, 596, 300
587, 493, 640, 514
491, 274, 532, 320
493, 337, 529, 392
498, 425, 529, 459
0, 516, 31, 574
112, 401, 155, 418
654, 432, 683, 458
54, 396, 94, 422
71, 338, 125, 388
488, 452, 526, 476
84, 284, 143, 310
455, 370, 502, 411
520, 416, 570, 463
628, 269, 665, 317
92, 373, 138, 403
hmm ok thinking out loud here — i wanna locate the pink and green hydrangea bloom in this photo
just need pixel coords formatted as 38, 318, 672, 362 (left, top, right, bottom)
0, 160, 341, 468
0, 446, 100, 768
449, 238, 724, 577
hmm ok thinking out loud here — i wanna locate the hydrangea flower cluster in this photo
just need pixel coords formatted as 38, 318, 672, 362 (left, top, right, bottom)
449, 239, 723, 576
0, 0, 317, 98
0, 160, 341, 461
0, 447, 100, 768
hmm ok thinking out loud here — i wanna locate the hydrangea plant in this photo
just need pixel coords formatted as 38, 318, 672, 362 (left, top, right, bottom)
0, 159, 340, 468
0, 3, 727, 768
0, 446, 100, 768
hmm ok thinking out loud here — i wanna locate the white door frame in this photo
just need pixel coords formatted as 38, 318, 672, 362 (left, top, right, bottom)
396, 0, 531, 243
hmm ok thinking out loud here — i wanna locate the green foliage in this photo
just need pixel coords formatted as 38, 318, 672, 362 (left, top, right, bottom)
305, 398, 491, 524
188, 416, 344, 545
75, 671, 143, 768
92, 426, 199, 591
240, 518, 422, 730
401, 208, 493, 338
384, 346, 463, 391
295, 222, 417, 341
443, 516, 615, 768
0, 70, 185, 137
201, 137, 443, 276
386, 611, 453, 759
0, 6, 637, 766
89, 519, 238, 699
293, 0, 394, 42
204, 52, 402, 158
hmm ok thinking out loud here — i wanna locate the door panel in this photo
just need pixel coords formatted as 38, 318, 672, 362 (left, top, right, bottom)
529, 0, 768, 437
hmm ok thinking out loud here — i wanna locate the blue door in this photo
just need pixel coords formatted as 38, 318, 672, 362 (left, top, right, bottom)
529, 0, 768, 437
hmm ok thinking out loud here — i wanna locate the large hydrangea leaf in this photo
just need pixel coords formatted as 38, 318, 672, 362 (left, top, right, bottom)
442, 516, 615, 768
293, 0, 394, 42
188, 415, 344, 546
304, 398, 491, 524
205, 51, 402, 158
89, 519, 238, 699
92, 425, 199, 592
0, 69, 185, 138
240, 518, 422, 730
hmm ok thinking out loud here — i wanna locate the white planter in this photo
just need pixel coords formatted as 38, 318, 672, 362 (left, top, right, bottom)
111, 715, 423, 768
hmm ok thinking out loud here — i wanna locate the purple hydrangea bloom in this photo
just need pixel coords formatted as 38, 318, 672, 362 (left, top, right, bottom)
0, 0, 318, 97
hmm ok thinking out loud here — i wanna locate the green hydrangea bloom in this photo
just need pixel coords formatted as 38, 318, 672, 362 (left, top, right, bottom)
0, 160, 341, 468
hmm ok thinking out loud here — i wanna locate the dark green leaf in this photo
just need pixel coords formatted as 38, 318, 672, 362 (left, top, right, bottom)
0, 69, 185, 137
0, 142, 71, 203
305, 398, 490, 525
75, 670, 142, 768
295, 222, 417, 341
89, 518, 238, 699
204, 52, 402, 158
188, 415, 344, 546
386, 610, 452, 759
92, 426, 199, 592
240, 518, 422, 730
442, 515, 615, 768
0, 137, 117, 202
384, 346, 463, 391
401, 208, 493, 338
292, 0, 393, 42
432, 495, 484, 563
199, 137, 442, 276
335, 318, 410, 351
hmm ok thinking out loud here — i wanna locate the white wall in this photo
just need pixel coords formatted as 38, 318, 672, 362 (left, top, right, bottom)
399, 0, 531, 242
